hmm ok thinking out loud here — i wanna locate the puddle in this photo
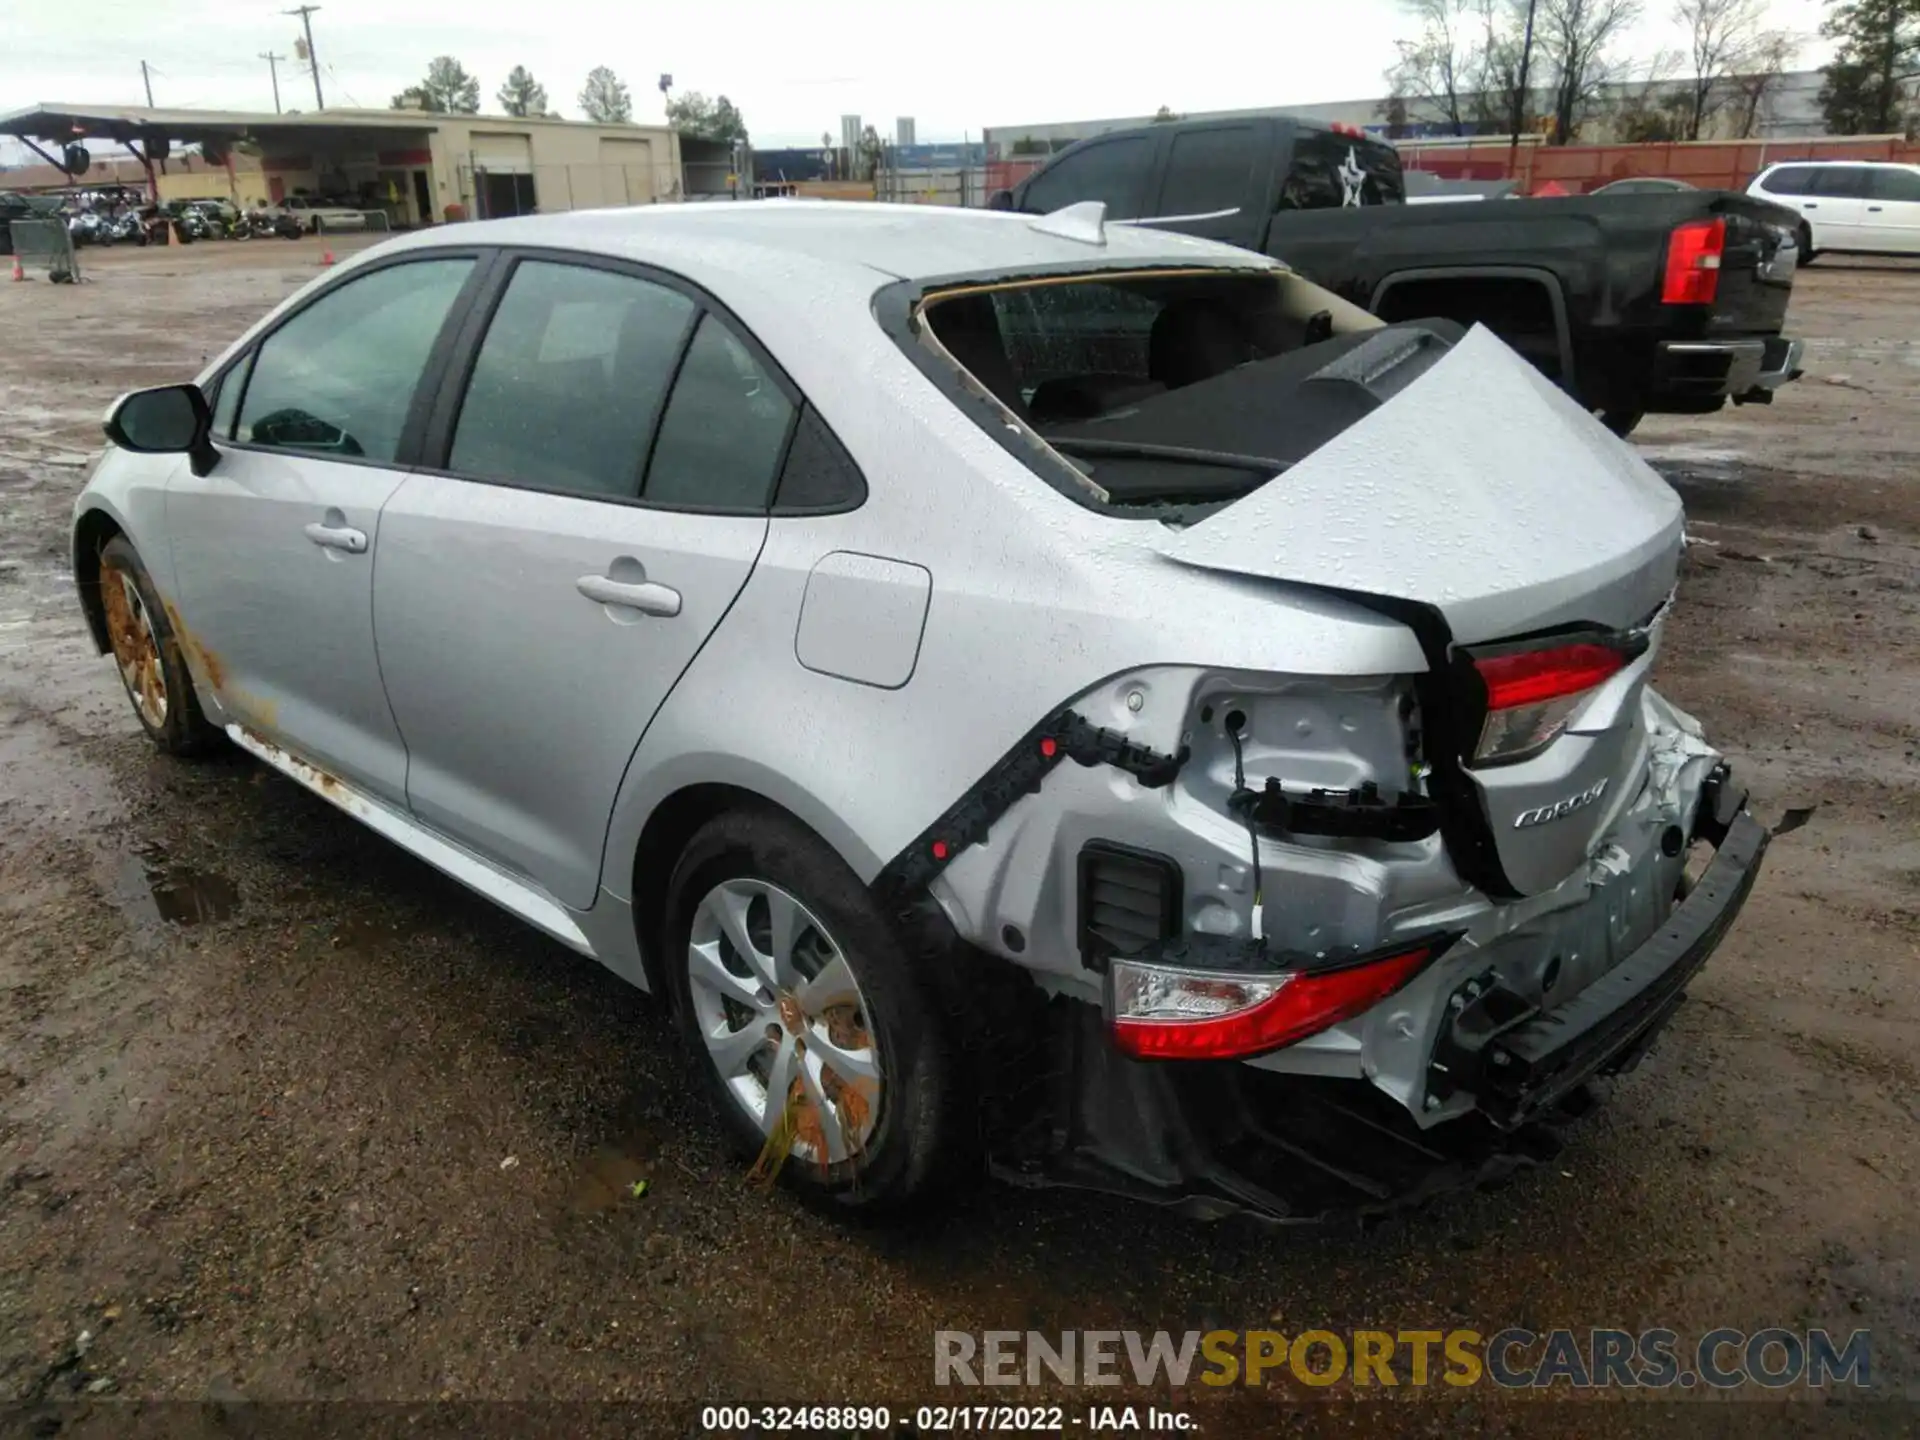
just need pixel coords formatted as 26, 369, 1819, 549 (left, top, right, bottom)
116, 849, 240, 927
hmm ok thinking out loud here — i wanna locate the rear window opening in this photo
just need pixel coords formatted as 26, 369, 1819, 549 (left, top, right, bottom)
910, 269, 1458, 519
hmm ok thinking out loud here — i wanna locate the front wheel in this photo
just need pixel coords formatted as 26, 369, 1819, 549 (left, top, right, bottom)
1797, 222, 1817, 266
97, 535, 221, 756
664, 809, 964, 1214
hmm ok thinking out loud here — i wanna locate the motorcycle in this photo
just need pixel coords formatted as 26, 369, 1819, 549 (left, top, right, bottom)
66, 211, 105, 247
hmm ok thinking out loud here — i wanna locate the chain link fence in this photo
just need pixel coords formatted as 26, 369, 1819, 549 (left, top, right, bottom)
9, 219, 79, 283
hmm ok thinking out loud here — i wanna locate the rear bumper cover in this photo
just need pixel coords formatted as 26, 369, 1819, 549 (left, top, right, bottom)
1651, 335, 1803, 408
990, 778, 1769, 1224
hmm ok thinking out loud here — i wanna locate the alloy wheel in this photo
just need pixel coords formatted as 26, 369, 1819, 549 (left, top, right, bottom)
685, 877, 882, 1167
101, 562, 169, 729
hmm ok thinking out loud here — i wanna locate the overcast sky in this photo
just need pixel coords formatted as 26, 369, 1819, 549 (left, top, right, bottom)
3, 0, 1834, 151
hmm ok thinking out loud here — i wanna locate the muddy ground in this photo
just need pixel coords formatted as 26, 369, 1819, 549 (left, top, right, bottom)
0, 236, 1915, 1435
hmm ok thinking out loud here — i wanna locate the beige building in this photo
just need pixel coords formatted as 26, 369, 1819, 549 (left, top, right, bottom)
0, 103, 684, 226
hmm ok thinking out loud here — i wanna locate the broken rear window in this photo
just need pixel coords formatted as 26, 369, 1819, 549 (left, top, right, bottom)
909, 268, 1448, 518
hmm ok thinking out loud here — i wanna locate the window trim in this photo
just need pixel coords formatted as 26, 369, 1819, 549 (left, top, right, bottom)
413, 245, 858, 518
218, 248, 498, 471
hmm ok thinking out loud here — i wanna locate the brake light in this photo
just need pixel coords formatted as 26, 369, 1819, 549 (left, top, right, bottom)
1472, 642, 1628, 764
1109, 943, 1438, 1061
1662, 217, 1725, 305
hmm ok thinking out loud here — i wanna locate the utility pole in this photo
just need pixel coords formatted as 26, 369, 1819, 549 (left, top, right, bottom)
141, 60, 155, 107
260, 52, 285, 113
284, 6, 324, 111
1507, 0, 1539, 185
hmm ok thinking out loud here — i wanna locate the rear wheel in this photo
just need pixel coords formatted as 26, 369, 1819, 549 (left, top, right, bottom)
97, 534, 220, 756
664, 808, 962, 1214
1797, 222, 1817, 266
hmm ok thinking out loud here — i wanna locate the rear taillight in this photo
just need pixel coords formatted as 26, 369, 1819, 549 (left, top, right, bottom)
1109, 943, 1439, 1061
1662, 217, 1725, 305
1471, 642, 1628, 764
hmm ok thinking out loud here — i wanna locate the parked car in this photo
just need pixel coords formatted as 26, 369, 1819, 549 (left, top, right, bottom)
1593, 177, 1697, 194
71, 204, 1768, 1223
266, 195, 369, 234
995, 117, 1805, 436
1747, 160, 1920, 261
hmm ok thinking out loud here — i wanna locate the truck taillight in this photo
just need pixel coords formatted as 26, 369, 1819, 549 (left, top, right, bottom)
1662, 217, 1725, 305
1108, 942, 1440, 1061
1471, 642, 1629, 764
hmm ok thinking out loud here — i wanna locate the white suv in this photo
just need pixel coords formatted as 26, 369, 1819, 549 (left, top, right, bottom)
1748, 160, 1920, 261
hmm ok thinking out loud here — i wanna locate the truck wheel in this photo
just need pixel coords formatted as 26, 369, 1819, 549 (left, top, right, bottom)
664, 807, 963, 1215
97, 535, 221, 756
1797, 222, 1817, 266
1599, 409, 1645, 439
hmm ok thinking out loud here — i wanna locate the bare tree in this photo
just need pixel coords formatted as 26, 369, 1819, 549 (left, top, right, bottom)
1536, 0, 1645, 143
1383, 0, 1480, 133
1610, 49, 1691, 140
1676, 0, 1778, 138
1469, 0, 1535, 133
1727, 30, 1801, 137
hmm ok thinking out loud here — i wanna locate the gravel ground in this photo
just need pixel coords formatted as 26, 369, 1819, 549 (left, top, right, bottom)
0, 236, 1915, 1437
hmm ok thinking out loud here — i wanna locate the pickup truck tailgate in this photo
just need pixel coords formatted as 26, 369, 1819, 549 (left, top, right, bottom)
1704, 194, 1799, 337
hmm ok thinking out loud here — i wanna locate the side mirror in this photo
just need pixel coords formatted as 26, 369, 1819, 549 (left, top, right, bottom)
104, 384, 219, 477
987, 189, 1015, 212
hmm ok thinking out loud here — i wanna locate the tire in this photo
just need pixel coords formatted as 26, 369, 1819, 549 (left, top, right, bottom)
1797, 223, 1817, 266
1599, 408, 1645, 439
663, 807, 963, 1214
97, 535, 221, 757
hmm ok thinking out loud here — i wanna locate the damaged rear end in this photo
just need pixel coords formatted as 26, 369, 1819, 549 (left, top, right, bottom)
893, 258, 1770, 1222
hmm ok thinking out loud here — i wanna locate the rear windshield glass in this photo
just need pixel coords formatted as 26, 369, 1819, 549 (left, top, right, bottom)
912, 269, 1449, 520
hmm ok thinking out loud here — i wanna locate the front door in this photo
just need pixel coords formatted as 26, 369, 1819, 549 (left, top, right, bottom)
166, 255, 480, 804
373, 257, 797, 908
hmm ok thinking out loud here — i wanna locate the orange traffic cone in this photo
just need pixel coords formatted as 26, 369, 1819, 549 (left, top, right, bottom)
320, 249, 335, 267
9, 255, 22, 282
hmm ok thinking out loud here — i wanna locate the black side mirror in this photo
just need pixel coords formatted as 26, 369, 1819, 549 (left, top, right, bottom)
987, 189, 1015, 212
104, 384, 219, 477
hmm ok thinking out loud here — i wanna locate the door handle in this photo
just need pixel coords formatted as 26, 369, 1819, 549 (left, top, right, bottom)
1803, 202, 1817, 208
303, 521, 368, 554
576, 573, 682, 617
1867, 205, 1884, 213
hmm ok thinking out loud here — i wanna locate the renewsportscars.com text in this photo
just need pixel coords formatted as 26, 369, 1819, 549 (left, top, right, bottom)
934, 1328, 1872, 1391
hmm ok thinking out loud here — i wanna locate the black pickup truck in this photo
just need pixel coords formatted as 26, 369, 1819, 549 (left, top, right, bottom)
992, 116, 1805, 434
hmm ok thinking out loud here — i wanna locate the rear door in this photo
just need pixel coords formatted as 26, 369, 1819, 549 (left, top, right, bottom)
1806, 166, 1871, 248
1864, 166, 1920, 254
166, 252, 482, 804
372, 255, 795, 908
1138, 124, 1263, 244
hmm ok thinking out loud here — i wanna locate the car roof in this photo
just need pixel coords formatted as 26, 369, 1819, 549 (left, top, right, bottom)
1762, 159, 1916, 169
384, 199, 1281, 287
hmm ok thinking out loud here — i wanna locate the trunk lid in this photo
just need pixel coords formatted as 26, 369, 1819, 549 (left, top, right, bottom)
1155, 323, 1683, 896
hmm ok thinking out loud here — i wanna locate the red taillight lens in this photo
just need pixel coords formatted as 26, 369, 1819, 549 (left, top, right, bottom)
1472, 642, 1628, 764
1662, 217, 1725, 305
1109, 944, 1438, 1061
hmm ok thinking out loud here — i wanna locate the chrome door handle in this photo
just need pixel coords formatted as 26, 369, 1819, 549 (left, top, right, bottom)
303, 521, 368, 554
576, 574, 682, 617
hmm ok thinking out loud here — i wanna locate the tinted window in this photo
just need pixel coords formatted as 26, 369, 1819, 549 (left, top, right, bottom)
1021, 137, 1154, 218
449, 260, 695, 498
1282, 131, 1400, 211
237, 258, 473, 461
773, 406, 866, 512
1870, 167, 1920, 202
1758, 166, 1815, 195
1812, 166, 1873, 198
1157, 127, 1256, 217
643, 314, 795, 510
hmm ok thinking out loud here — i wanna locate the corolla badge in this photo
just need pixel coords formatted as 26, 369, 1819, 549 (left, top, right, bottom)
1513, 778, 1610, 829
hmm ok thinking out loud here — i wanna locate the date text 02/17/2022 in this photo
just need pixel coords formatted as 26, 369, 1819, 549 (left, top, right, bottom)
697, 1406, 1193, 1432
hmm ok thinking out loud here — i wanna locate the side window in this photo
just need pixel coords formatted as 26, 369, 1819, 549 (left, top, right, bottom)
1759, 166, 1813, 195
1870, 167, 1920, 202
772, 406, 866, 513
210, 351, 253, 440
1813, 167, 1873, 198
644, 314, 796, 510
236, 258, 473, 462
448, 260, 695, 498
1280, 132, 1394, 211
1157, 127, 1255, 217
1021, 137, 1154, 218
